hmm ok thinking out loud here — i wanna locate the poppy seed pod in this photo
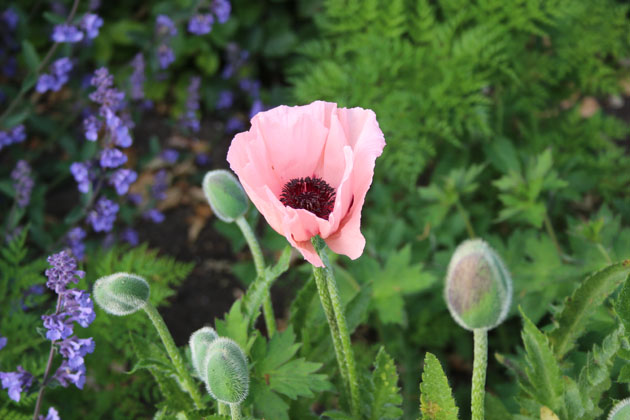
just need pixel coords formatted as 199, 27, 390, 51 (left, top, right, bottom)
189, 327, 219, 381
93, 272, 150, 316
445, 239, 512, 331
609, 398, 630, 420
202, 169, 249, 223
204, 337, 249, 404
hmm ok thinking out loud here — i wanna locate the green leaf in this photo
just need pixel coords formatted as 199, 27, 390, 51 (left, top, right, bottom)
242, 246, 292, 327
253, 326, 331, 399
371, 245, 435, 325
367, 347, 403, 420
548, 260, 630, 359
21, 41, 40, 72
578, 323, 624, 417
615, 274, 630, 332
215, 300, 254, 352
520, 310, 564, 414
250, 379, 290, 420
419, 352, 459, 420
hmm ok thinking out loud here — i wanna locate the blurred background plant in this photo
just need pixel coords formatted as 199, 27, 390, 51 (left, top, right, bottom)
1, 0, 629, 418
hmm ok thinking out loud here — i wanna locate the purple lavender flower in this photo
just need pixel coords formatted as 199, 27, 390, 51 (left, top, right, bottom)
239, 78, 260, 98
216, 90, 234, 109
195, 153, 211, 166
70, 162, 91, 193
42, 313, 74, 341
161, 148, 179, 164
120, 228, 139, 246
212, 0, 231, 24
152, 170, 168, 201
90, 68, 125, 111
39, 407, 60, 420
127, 193, 143, 206
83, 115, 101, 141
0, 366, 33, 402
129, 53, 145, 100
144, 208, 165, 224
180, 76, 201, 132
249, 99, 264, 119
188, 14, 213, 35
36, 57, 73, 93
225, 116, 245, 133
109, 168, 137, 195
0, 335, 7, 350
52, 24, 84, 43
66, 227, 86, 261
2, 8, 19, 29
45, 250, 85, 293
80, 13, 103, 39
0, 124, 26, 151
102, 109, 132, 148
221, 43, 248, 79
157, 44, 175, 69
100, 148, 127, 168
11, 160, 34, 208
63, 289, 95, 328
53, 361, 86, 389
156, 15, 177, 37
59, 336, 95, 369
88, 197, 119, 232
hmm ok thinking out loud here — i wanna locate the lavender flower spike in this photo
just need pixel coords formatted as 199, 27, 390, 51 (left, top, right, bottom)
188, 14, 214, 35
88, 197, 119, 232
39, 407, 60, 420
0, 334, 7, 350
52, 24, 84, 43
45, 250, 85, 293
80, 13, 103, 39
11, 160, 34, 208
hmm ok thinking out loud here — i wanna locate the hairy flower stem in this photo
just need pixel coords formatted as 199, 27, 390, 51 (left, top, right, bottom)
471, 328, 488, 420
32, 295, 63, 420
143, 303, 203, 409
312, 237, 360, 417
230, 403, 241, 420
235, 216, 276, 337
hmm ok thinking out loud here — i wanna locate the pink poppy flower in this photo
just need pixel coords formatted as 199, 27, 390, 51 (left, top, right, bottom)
227, 101, 386, 267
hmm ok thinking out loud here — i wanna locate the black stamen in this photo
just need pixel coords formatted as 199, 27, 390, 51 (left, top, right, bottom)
279, 176, 336, 220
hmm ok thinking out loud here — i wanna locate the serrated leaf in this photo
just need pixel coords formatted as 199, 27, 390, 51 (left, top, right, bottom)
372, 245, 435, 325
215, 300, 252, 352
367, 347, 403, 420
419, 352, 459, 420
578, 323, 624, 416
254, 326, 331, 400
520, 311, 564, 414
251, 379, 290, 420
615, 274, 630, 332
548, 260, 630, 359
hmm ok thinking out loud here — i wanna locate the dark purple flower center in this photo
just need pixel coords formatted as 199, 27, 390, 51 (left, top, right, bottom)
280, 176, 336, 220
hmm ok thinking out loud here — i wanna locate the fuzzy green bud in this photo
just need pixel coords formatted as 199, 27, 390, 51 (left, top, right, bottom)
609, 398, 630, 420
93, 272, 150, 316
202, 170, 249, 223
189, 327, 219, 381
204, 337, 249, 404
445, 239, 512, 331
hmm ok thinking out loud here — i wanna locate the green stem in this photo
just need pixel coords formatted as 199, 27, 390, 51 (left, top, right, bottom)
312, 264, 349, 386
312, 237, 360, 417
596, 243, 612, 264
472, 328, 488, 420
230, 403, 241, 420
543, 211, 563, 258
143, 303, 204, 409
218, 402, 229, 415
455, 199, 476, 238
235, 216, 276, 337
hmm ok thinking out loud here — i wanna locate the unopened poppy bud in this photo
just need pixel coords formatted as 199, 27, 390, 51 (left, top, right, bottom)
93, 272, 150, 316
609, 398, 630, 420
189, 327, 219, 381
204, 337, 249, 404
445, 239, 512, 331
202, 170, 249, 222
